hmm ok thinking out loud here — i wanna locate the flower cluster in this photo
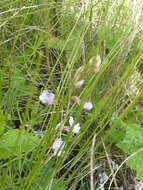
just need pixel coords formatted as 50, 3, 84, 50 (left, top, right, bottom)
39, 54, 101, 157
39, 88, 93, 156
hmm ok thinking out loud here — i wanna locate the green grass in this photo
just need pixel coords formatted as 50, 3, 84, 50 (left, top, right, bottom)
0, 0, 143, 189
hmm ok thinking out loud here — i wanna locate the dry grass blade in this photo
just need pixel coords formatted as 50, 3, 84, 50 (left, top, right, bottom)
102, 141, 119, 190
90, 134, 96, 190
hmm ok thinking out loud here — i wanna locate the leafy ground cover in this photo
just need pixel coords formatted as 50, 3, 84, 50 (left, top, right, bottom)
0, 0, 143, 189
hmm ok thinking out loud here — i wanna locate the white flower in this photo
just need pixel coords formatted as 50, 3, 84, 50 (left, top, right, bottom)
69, 116, 74, 126
52, 138, 65, 157
69, 116, 80, 134
74, 79, 85, 89
84, 102, 93, 110
39, 90, 55, 105
72, 123, 80, 134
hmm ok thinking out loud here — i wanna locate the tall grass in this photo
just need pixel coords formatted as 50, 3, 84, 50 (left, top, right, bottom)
0, 0, 143, 189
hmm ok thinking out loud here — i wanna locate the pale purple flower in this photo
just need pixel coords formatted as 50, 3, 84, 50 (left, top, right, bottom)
52, 138, 65, 157
84, 102, 93, 110
74, 79, 85, 89
39, 90, 55, 105
52, 138, 63, 151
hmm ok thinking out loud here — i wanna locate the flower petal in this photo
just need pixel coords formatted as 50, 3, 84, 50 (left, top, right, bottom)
52, 138, 63, 151
84, 102, 93, 110
39, 90, 55, 105
52, 138, 65, 157
56, 122, 61, 129
69, 116, 74, 126
73, 123, 80, 134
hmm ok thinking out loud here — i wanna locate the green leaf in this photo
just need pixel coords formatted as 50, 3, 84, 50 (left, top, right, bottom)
127, 151, 143, 181
0, 129, 40, 159
117, 124, 143, 181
